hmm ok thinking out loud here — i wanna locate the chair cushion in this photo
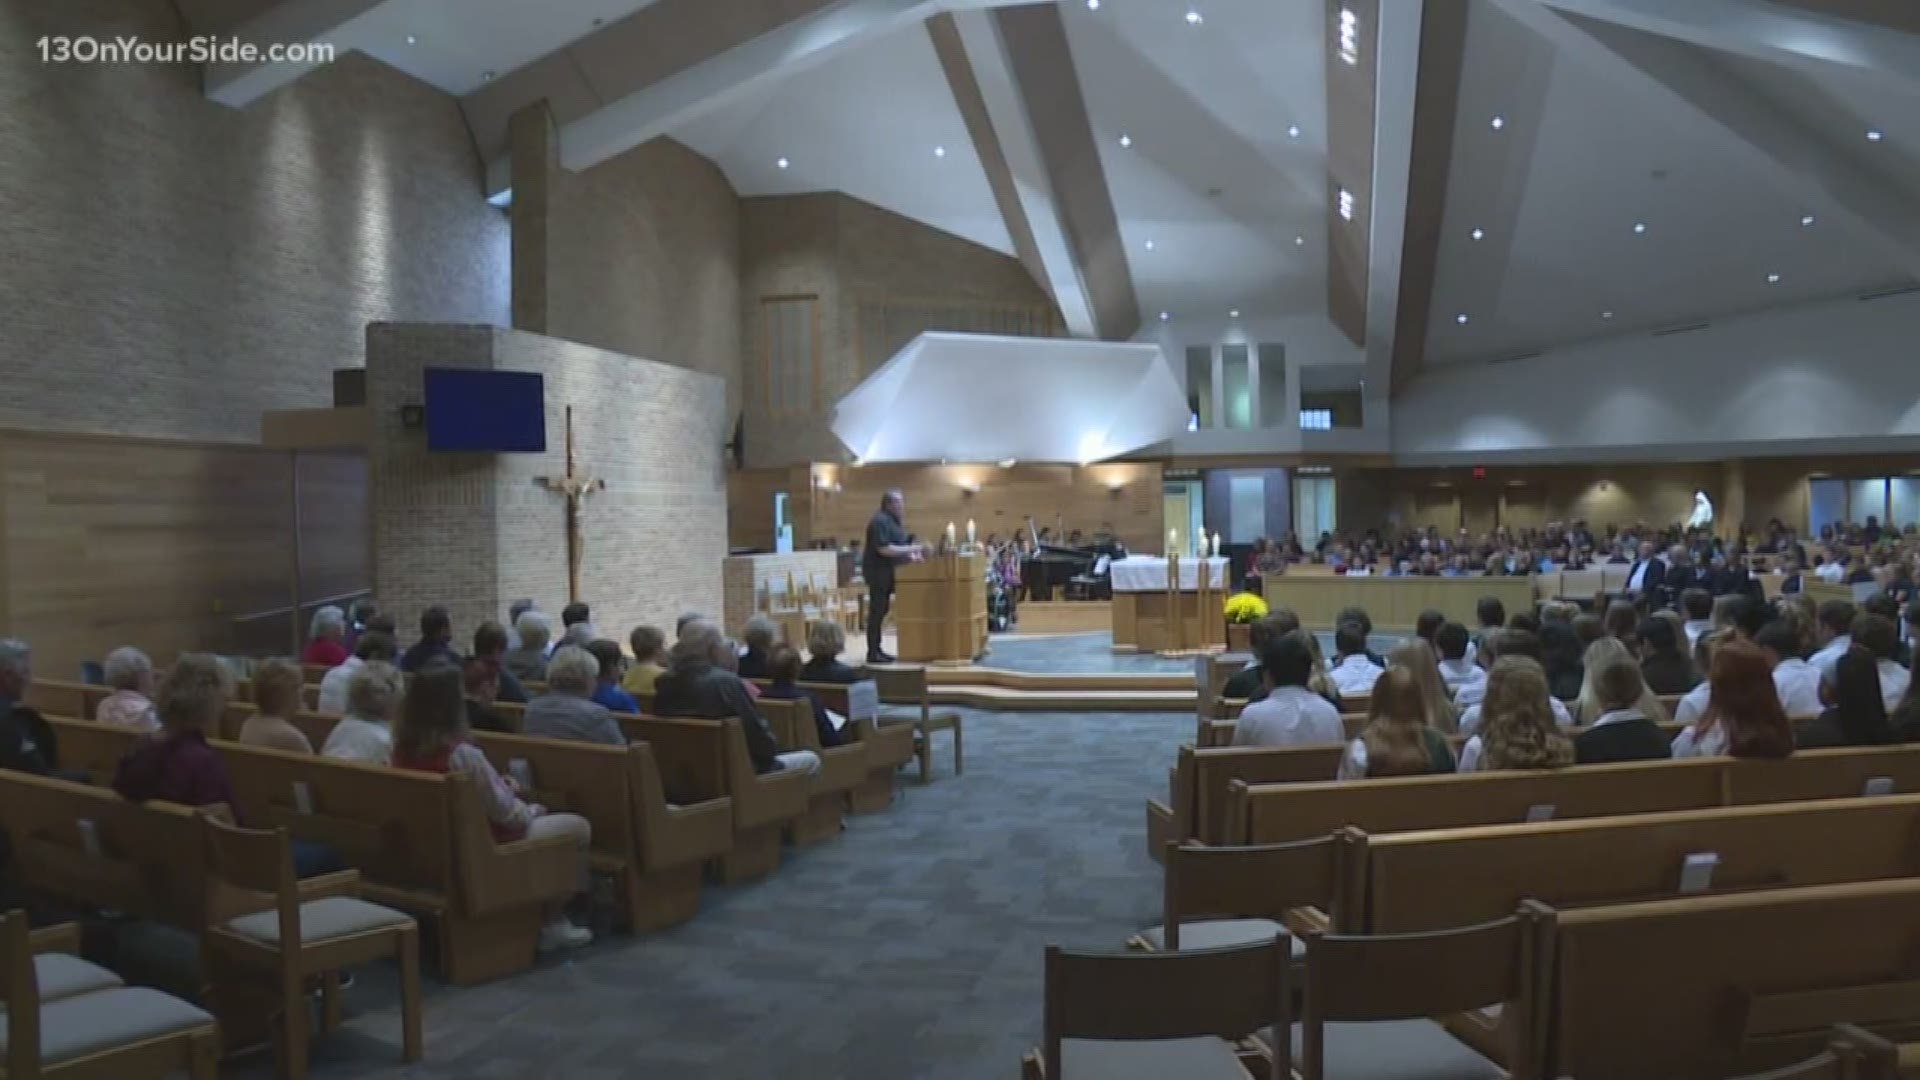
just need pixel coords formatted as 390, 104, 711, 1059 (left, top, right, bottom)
1138, 918, 1304, 955
1060, 1036, 1247, 1078
34, 953, 123, 1002
0, 987, 212, 1064
226, 897, 413, 945
1289, 1018, 1504, 1080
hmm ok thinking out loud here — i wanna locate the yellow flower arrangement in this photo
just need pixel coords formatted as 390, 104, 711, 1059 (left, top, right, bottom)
1223, 592, 1269, 624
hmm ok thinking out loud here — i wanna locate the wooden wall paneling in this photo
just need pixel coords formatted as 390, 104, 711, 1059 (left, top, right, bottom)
806, 461, 1166, 553
294, 451, 371, 605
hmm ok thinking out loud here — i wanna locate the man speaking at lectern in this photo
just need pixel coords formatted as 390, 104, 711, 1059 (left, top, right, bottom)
863, 489, 925, 664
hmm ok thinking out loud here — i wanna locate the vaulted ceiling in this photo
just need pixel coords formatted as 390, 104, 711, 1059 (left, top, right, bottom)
197, 0, 1920, 390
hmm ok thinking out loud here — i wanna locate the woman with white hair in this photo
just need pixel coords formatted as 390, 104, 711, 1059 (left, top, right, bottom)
737, 614, 779, 680
522, 646, 625, 746
321, 661, 404, 764
301, 604, 351, 668
95, 646, 159, 731
503, 610, 552, 684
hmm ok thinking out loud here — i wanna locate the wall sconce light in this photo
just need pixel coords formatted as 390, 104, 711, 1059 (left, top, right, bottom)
1106, 481, 1126, 494
960, 480, 981, 496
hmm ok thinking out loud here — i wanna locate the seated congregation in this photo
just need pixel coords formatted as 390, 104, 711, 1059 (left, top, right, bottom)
0, 596, 946, 1076
1085, 521, 1920, 1079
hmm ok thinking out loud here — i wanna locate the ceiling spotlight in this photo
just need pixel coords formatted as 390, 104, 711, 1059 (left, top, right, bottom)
1144, 239, 1156, 251
1601, 310, 1615, 320
1867, 128, 1885, 142
1455, 313, 1470, 325
1338, 187, 1354, 221
1228, 309, 1240, 318
1294, 235, 1305, 246
1767, 272, 1781, 284
934, 145, 946, 158
1185, 9, 1203, 25
1087, 0, 1099, 8
405, 33, 418, 44
481, 70, 495, 82
1288, 124, 1301, 139
1159, 311, 1170, 321
1490, 115, 1505, 130
1632, 221, 1647, 234
1800, 214, 1815, 227
776, 157, 790, 169
1470, 227, 1485, 241
1118, 133, 1132, 148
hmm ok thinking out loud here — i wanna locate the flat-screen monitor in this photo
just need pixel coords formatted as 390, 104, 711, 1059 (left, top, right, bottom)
423, 368, 546, 452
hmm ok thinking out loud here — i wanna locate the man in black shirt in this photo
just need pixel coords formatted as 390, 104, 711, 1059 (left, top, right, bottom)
862, 489, 925, 664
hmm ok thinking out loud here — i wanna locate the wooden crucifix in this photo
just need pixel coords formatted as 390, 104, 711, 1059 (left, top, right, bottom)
536, 405, 605, 604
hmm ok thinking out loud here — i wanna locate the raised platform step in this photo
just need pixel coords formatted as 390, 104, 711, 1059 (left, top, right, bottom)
924, 667, 1193, 693
925, 684, 1196, 712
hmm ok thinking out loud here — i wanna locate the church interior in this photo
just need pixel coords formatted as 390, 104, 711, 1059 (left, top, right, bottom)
5, 0, 1920, 1077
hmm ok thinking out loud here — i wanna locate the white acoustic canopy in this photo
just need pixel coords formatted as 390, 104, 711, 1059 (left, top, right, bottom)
831, 332, 1189, 464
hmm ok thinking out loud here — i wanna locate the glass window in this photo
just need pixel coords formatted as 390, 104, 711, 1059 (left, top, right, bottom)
1300, 409, 1332, 431
1257, 344, 1286, 428
1850, 478, 1889, 527
1891, 478, 1920, 532
1294, 476, 1337, 539
1185, 346, 1214, 429
1808, 478, 1846, 536
1221, 345, 1252, 430
1228, 474, 1266, 543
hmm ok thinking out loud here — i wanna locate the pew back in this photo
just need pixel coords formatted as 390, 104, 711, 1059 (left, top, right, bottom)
0, 768, 211, 928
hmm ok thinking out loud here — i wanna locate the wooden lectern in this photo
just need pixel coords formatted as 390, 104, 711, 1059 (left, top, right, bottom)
894, 552, 988, 664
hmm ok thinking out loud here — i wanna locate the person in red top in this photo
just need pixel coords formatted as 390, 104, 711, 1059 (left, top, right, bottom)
390, 663, 594, 953
301, 605, 352, 668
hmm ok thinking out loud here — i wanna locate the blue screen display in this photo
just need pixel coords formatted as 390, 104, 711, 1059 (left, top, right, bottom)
424, 368, 547, 452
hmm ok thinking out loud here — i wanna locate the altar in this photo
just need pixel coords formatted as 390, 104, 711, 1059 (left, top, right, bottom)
1109, 556, 1230, 653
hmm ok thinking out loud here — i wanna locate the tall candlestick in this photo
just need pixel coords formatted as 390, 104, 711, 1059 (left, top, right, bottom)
966, 519, 976, 546
1169, 529, 1178, 557
1212, 532, 1222, 558
946, 521, 956, 548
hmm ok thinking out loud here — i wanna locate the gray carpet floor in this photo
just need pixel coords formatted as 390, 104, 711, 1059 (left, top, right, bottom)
216, 708, 1187, 1079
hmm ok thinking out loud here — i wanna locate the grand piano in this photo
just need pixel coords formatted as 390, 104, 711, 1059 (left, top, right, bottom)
1022, 540, 1126, 601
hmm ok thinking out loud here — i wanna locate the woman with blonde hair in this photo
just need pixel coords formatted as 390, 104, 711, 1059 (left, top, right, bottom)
1459, 657, 1573, 772
1572, 636, 1669, 725
239, 657, 314, 753
1337, 666, 1457, 779
1386, 639, 1459, 734
1297, 629, 1343, 709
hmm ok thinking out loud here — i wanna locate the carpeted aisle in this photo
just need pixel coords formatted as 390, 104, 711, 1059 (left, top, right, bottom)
243, 707, 1188, 1079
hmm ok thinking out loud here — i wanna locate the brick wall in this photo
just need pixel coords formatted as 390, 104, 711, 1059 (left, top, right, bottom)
0, 0, 508, 442
367, 324, 727, 647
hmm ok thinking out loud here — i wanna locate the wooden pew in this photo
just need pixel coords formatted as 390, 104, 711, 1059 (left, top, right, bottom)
790, 679, 915, 812
1356, 794, 1920, 937
1539, 878, 1920, 1079
468, 731, 733, 932
1226, 745, 1920, 848
757, 697, 868, 845
25, 679, 107, 721
619, 715, 809, 884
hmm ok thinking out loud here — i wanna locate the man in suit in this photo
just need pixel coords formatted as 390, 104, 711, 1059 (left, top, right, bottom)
1623, 540, 1667, 606
861, 490, 925, 664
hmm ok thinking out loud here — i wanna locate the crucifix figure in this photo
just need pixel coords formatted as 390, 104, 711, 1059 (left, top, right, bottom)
537, 405, 605, 604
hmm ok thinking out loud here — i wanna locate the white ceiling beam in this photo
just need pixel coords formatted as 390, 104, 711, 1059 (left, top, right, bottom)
1530, 0, 1920, 83
203, 0, 387, 107
1494, 0, 1920, 284
951, 7, 1098, 338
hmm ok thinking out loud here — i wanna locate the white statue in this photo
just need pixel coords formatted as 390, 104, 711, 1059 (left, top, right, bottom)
1686, 490, 1715, 530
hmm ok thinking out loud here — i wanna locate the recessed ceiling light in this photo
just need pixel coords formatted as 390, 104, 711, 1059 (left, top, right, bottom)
1455, 313, 1470, 325
1159, 311, 1170, 321
776, 157, 790, 170
1294, 235, 1305, 246
1185, 9, 1203, 25
1867, 128, 1885, 142
1767, 272, 1781, 284
1287, 124, 1301, 139
1228, 309, 1240, 318
1490, 115, 1505, 130
1632, 221, 1647, 235
1144, 240, 1156, 252
405, 33, 418, 44
1800, 214, 1815, 227
1470, 227, 1485, 241
1601, 310, 1615, 320
481, 70, 495, 81
1087, 0, 1100, 8
934, 145, 946, 158
1338, 188, 1354, 221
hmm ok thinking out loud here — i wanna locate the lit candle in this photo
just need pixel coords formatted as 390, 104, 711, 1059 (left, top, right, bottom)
966, 519, 976, 545
946, 521, 956, 547
1212, 532, 1222, 558
1169, 529, 1178, 556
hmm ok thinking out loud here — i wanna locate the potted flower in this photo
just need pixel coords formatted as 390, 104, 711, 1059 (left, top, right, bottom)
1222, 592, 1268, 653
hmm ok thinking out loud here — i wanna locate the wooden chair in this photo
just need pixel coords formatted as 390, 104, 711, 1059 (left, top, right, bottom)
0, 910, 218, 1080
870, 665, 962, 782
1027, 934, 1293, 1079
1291, 903, 1550, 1080
1134, 833, 1355, 953
201, 817, 422, 1080
1728, 1024, 1898, 1080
